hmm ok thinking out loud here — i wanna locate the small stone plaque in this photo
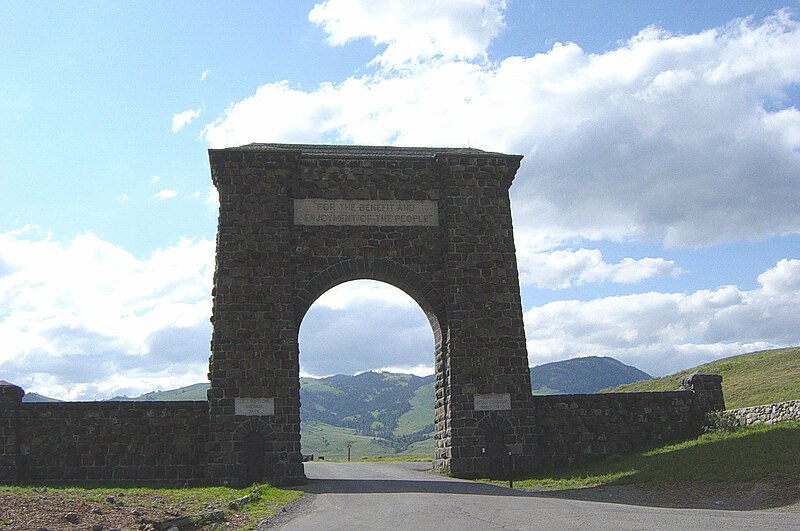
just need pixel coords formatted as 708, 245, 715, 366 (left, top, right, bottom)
235, 397, 275, 417
294, 199, 438, 226
474, 393, 512, 411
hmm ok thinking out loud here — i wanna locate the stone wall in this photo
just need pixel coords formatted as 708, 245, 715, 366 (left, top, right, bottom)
0, 373, 725, 483
721, 400, 800, 426
527, 391, 699, 469
0, 381, 24, 482
0, 382, 208, 484
451, 386, 712, 478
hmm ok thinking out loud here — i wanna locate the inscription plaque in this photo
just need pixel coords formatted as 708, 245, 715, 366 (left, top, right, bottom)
294, 199, 438, 226
235, 397, 275, 416
474, 393, 512, 411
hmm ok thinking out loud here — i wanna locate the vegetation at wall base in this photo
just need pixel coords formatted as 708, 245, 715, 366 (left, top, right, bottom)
496, 421, 800, 491
603, 346, 800, 409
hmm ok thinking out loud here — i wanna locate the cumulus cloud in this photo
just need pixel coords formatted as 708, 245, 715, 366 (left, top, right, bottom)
155, 188, 177, 200
309, 0, 506, 68
524, 259, 800, 376
204, 9, 800, 253
519, 248, 681, 289
171, 108, 201, 133
299, 280, 435, 376
0, 228, 214, 400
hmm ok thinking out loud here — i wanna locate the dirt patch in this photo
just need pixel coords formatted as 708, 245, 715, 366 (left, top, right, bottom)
525, 479, 800, 511
0, 491, 253, 530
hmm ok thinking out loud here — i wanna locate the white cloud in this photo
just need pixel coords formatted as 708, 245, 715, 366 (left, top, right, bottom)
311, 279, 420, 310
150, 174, 161, 183
518, 247, 681, 289
757, 258, 800, 295
523, 259, 800, 376
309, 0, 506, 68
155, 188, 177, 200
205, 10, 800, 250
200, 68, 210, 81
117, 193, 129, 202
299, 280, 435, 376
205, 186, 219, 208
171, 108, 201, 133
0, 228, 214, 400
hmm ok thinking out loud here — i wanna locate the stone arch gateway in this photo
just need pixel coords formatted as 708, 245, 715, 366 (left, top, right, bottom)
0, 144, 721, 486
207, 143, 534, 485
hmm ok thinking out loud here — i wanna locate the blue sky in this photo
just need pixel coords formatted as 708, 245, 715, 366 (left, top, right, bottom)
1, 1, 799, 400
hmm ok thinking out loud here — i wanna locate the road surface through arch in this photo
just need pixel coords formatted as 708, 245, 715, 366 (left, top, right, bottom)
271, 462, 800, 530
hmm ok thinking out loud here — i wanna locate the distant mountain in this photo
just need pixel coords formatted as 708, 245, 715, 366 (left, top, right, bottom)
21, 392, 62, 403
531, 356, 651, 395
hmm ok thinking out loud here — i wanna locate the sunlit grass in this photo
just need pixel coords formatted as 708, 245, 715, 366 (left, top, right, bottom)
493, 421, 800, 491
605, 347, 800, 409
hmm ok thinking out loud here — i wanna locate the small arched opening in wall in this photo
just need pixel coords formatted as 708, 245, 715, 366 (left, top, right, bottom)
231, 419, 276, 486
476, 413, 516, 480
296, 271, 444, 465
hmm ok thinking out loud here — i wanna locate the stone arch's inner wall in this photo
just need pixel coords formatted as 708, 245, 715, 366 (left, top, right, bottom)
207, 144, 533, 485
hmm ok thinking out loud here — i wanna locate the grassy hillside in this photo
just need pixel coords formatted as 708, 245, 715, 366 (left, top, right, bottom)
300, 420, 393, 459
504, 420, 800, 491
107, 382, 209, 401
604, 347, 800, 409
395, 381, 434, 436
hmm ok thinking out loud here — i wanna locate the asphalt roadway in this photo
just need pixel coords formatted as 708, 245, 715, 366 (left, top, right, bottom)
270, 461, 800, 531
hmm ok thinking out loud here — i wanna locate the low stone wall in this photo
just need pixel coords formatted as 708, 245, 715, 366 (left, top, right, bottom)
528, 390, 699, 469
723, 400, 800, 426
15, 401, 208, 483
0, 372, 724, 484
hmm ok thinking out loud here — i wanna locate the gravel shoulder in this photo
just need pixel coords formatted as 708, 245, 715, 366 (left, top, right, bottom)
0, 490, 254, 530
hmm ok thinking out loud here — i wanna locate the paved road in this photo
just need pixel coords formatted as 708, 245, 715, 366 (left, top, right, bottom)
272, 461, 800, 530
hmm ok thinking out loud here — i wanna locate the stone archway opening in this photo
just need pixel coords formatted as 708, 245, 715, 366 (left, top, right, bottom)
297, 279, 438, 461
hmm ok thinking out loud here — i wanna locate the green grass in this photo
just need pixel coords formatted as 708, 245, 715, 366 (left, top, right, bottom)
397, 437, 435, 456
532, 385, 562, 395
604, 347, 800, 409
300, 420, 393, 458
395, 382, 434, 436
0, 482, 301, 527
299, 378, 343, 395
502, 421, 800, 490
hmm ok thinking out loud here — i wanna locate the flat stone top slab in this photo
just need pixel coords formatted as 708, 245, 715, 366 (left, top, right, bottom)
213, 142, 521, 160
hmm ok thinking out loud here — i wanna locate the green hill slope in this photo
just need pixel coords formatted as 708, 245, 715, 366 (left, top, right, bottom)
300, 371, 434, 454
107, 382, 209, 401
603, 347, 800, 409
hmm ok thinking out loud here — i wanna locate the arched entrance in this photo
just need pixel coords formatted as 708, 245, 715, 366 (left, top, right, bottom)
297, 279, 436, 458
207, 143, 533, 485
